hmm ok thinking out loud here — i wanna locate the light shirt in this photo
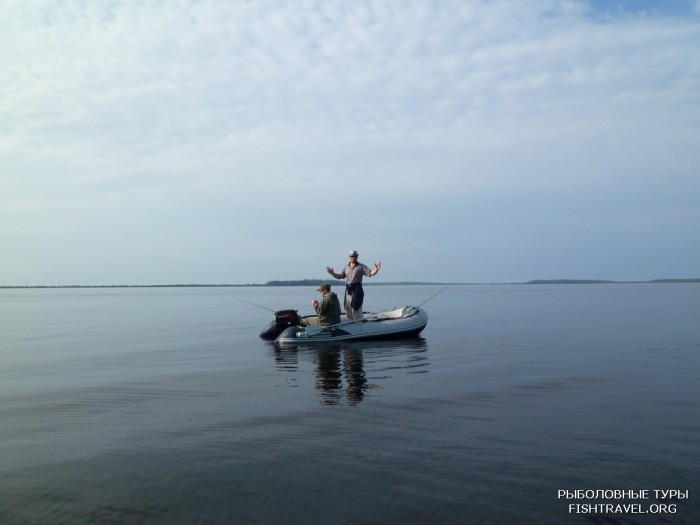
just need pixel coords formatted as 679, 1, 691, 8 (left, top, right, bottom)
341, 262, 371, 284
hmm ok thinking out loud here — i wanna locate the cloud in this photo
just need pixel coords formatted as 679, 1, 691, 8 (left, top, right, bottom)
1, 0, 699, 283
3, 2, 697, 162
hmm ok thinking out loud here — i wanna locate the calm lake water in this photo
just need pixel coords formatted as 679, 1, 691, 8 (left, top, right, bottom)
1, 284, 698, 524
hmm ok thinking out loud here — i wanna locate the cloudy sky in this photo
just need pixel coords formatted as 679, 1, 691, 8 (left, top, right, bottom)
1, 0, 699, 285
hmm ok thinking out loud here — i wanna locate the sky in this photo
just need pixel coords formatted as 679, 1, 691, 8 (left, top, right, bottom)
1, 0, 699, 285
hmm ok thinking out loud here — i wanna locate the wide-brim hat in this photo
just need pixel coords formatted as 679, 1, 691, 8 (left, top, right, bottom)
348, 249, 358, 257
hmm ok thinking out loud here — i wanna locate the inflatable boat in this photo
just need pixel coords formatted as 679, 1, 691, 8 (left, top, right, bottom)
260, 305, 428, 345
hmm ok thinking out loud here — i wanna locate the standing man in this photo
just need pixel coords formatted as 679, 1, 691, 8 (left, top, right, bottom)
326, 250, 381, 320
311, 283, 342, 325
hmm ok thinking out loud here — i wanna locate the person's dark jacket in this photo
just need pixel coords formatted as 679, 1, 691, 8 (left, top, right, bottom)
346, 282, 364, 311
315, 292, 342, 325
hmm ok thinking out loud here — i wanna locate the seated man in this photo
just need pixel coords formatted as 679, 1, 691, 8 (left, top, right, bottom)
310, 283, 342, 325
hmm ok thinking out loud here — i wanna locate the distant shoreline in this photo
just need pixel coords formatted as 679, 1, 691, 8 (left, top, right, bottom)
2, 278, 699, 289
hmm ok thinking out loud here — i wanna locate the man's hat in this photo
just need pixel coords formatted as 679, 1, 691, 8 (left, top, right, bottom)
348, 250, 358, 257
317, 283, 331, 292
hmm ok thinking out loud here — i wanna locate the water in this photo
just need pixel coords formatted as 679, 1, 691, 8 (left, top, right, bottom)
1, 284, 698, 524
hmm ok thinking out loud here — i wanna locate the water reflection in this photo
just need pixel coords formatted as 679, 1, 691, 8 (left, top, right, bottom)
270, 339, 429, 405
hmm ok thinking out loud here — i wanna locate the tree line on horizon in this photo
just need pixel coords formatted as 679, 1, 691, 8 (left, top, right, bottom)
2, 278, 698, 289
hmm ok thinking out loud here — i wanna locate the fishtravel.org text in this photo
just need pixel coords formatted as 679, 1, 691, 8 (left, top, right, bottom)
558, 489, 688, 515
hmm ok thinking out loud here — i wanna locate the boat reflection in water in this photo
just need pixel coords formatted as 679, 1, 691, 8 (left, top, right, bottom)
270, 339, 429, 405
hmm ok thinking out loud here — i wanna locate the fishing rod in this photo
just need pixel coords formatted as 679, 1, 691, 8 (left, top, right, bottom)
418, 285, 452, 308
233, 296, 276, 313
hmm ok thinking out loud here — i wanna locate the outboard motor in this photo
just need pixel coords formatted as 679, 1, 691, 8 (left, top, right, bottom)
275, 309, 300, 327
259, 309, 300, 340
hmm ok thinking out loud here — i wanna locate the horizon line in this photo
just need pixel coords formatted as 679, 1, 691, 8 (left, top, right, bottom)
2, 278, 699, 289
